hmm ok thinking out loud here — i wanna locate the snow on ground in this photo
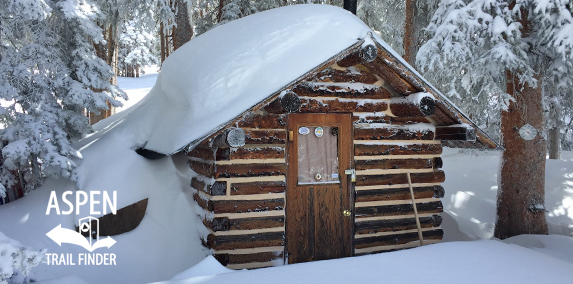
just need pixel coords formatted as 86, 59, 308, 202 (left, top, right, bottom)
0, 5, 572, 284
115, 65, 159, 113
153, 236, 573, 284
441, 148, 573, 240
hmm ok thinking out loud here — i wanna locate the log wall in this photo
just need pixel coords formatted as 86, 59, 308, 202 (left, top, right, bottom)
188, 56, 445, 269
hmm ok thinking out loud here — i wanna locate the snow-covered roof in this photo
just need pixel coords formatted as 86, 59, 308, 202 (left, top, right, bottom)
115, 4, 497, 154
129, 4, 375, 154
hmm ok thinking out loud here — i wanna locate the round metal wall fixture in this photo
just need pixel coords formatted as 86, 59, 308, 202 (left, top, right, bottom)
280, 92, 301, 113
361, 45, 378, 63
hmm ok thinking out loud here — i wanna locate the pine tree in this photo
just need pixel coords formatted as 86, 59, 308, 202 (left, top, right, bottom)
417, 0, 573, 238
0, 0, 126, 196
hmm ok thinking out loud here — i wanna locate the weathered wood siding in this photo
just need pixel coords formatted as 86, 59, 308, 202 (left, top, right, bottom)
188, 51, 445, 269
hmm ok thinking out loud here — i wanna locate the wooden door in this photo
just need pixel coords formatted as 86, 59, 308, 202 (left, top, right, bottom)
286, 113, 353, 264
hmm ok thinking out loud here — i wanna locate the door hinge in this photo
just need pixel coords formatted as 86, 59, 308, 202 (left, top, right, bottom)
288, 130, 294, 141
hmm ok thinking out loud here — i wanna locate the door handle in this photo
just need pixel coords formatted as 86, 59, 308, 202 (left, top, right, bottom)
343, 210, 352, 217
344, 169, 356, 182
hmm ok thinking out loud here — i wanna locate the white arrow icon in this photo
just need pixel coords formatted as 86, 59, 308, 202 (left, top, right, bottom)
46, 224, 116, 252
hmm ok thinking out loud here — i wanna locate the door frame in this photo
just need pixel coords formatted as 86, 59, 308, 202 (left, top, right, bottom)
285, 113, 354, 264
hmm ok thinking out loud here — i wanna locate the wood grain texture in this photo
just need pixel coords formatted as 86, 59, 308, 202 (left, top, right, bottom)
299, 98, 388, 113
231, 181, 286, 195
207, 232, 284, 250
216, 147, 285, 161
356, 171, 445, 186
355, 185, 445, 202
363, 59, 417, 95
286, 113, 353, 264
215, 163, 286, 178
354, 229, 443, 248
214, 251, 284, 266
77, 199, 148, 238
355, 215, 442, 234
354, 127, 434, 141
212, 198, 284, 214
354, 143, 442, 156
238, 114, 286, 129
244, 129, 286, 144
355, 158, 433, 170
313, 67, 379, 85
291, 84, 391, 99
205, 216, 285, 231
355, 201, 444, 218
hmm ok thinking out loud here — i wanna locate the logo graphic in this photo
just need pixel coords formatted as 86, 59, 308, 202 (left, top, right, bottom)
46, 216, 116, 252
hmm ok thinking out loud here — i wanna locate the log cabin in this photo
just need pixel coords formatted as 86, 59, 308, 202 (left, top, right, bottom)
138, 5, 500, 270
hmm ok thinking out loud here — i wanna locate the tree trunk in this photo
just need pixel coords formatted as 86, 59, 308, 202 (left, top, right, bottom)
495, 71, 548, 239
160, 22, 166, 65
548, 127, 560, 159
404, 0, 418, 66
173, 0, 193, 50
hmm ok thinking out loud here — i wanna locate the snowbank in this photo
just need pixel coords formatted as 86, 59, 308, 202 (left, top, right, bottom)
153, 237, 573, 284
441, 148, 573, 240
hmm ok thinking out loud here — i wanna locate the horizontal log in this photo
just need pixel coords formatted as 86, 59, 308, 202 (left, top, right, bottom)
353, 116, 430, 125
363, 59, 417, 95
355, 215, 442, 234
191, 180, 227, 196
216, 147, 285, 161
354, 229, 443, 249
389, 95, 435, 117
356, 171, 445, 187
354, 127, 435, 141
238, 114, 286, 129
188, 161, 216, 177
214, 251, 284, 266
213, 128, 246, 148
435, 126, 477, 141
355, 158, 433, 171
430, 103, 459, 126
188, 145, 216, 160
355, 200, 444, 218
244, 129, 286, 144
337, 44, 377, 67
215, 163, 286, 178
194, 192, 213, 212
291, 84, 391, 99
207, 232, 285, 250
314, 67, 378, 84
191, 177, 206, 193
355, 185, 445, 202
299, 98, 388, 113
212, 198, 285, 214
354, 143, 442, 156
205, 215, 285, 232
231, 181, 286, 195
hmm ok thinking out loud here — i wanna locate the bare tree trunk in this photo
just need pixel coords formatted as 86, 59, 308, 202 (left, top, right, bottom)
495, 70, 548, 239
173, 0, 193, 50
404, 0, 418, 66
548, 127, 561, 159
160, 22, 166, 65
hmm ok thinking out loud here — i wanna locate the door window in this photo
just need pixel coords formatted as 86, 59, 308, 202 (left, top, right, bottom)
297, 126, 339, 184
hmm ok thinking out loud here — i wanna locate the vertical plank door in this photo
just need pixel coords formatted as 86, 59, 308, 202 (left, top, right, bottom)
286, 113, 353, 263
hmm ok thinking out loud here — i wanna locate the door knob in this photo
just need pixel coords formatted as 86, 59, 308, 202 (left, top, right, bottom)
344, 169, 356, 182
343, 210, 352, 217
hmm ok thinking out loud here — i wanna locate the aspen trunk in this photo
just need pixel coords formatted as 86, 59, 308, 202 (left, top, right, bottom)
548, 127, 560, 159
495, 71, 548, 239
